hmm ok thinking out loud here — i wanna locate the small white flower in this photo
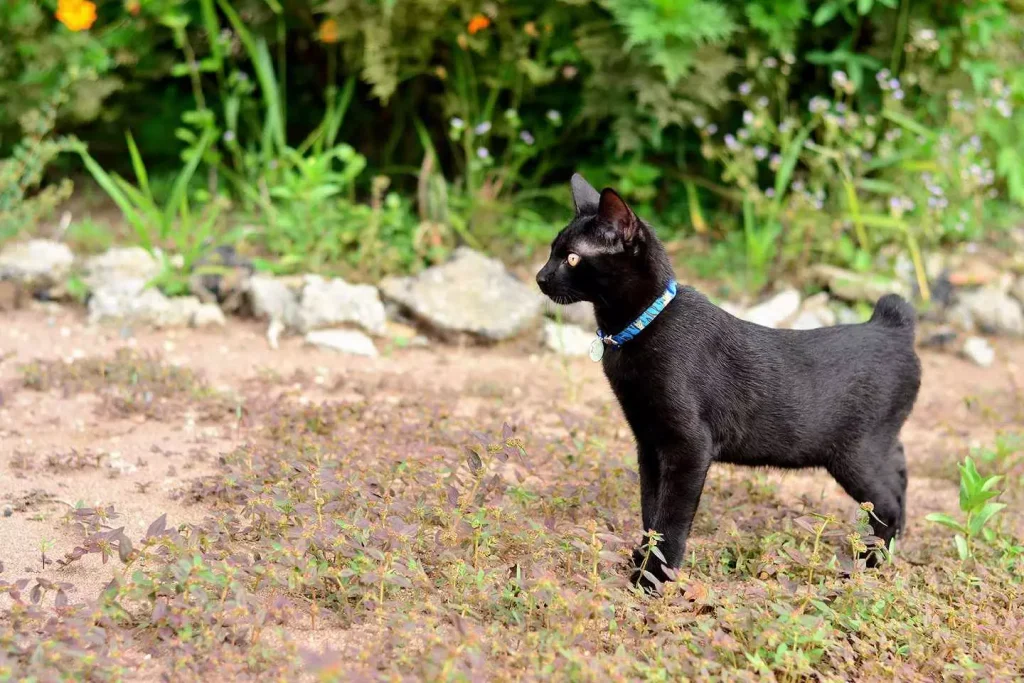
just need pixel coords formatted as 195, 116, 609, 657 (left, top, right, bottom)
474, 121, 492, 135
743, 110, 754, 125
476, 147, 490, 159
450, 117, 465, 130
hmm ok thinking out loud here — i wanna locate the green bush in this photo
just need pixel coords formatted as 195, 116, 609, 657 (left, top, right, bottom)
2, 0, 1023, 285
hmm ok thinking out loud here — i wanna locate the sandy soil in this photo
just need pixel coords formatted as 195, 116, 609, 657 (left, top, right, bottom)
2, 301, 1023, 670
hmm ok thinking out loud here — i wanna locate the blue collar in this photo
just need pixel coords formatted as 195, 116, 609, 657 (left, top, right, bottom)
597, 280, 677, 347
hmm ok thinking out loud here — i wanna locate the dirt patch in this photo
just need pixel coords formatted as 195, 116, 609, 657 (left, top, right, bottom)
2, 303, 1023, 680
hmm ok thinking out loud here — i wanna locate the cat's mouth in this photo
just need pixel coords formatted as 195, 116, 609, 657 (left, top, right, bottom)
545, 292, 583, 305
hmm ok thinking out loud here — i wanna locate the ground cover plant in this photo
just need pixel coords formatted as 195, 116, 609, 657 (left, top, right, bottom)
2, 348, 1022, 680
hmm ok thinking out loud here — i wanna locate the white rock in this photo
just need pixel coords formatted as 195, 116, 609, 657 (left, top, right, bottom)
740, 288, 801, 328
1011, 275, 1024, 306
0, 239, 74, 289
297, 275, 386, 334
249, 275, 300, 327
788, 292, 837, 330
191, 303, 226, 328
82, 247, 160, 292
953, 287, 1024, 336
543, 321, 593, 357
962, 336, 995, 367
304, 329, 379, 357
380, 247, 543, 341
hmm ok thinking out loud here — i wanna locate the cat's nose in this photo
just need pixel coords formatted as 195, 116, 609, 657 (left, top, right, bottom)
536, 268, 550, 288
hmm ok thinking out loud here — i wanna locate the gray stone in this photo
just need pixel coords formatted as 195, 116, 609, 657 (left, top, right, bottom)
1011, 275, 1024, 306
740, 288, 801, 328
248, 275, 301, 335
82, 247, 160, 292
811, 264, 907, 303
304, 328, 379, 357
2, 505, 12, 518
297, 275, 386, 334
952, 287, 1024, 336
88, 282, 202, 328
789, 292, 837, 330
543, 321, 594, 357
191, 303, 226, 328
962, 336, 995, 367
380, 247, 543, 341
0, 239, 74, 290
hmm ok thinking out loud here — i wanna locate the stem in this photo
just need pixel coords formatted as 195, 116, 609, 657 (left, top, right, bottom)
891, 0, 912, 74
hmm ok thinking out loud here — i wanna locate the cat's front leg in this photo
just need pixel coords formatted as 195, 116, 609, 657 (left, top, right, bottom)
632, 430, 712, 592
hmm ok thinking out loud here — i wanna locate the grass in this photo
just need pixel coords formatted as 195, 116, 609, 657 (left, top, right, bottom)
1, 354, 1023, 681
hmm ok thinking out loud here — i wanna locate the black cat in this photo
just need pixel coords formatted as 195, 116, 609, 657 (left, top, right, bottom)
536, 174, 921, 589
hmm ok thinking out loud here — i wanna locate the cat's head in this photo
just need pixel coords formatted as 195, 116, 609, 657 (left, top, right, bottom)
536, 173, 660, 305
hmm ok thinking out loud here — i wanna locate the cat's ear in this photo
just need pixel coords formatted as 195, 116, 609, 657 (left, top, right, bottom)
570, 173, 600, 216
598, 188, 640, 244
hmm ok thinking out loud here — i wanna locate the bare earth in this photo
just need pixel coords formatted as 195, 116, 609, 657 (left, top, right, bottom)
2, 302, 1023, 679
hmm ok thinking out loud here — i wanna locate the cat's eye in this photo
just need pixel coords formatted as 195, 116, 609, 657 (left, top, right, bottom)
566, 253, 580, 267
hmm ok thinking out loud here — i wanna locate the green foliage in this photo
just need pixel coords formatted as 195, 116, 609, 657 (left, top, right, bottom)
3, 0, 1024, 288
73, 120, 236, 295
0, 94, 76, 242
926, 456, 1009, 561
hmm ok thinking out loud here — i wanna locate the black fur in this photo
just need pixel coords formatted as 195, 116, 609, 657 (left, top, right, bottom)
537, 174, 922, 589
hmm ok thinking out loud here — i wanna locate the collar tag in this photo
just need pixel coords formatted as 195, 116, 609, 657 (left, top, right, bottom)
589, 337, 605, 362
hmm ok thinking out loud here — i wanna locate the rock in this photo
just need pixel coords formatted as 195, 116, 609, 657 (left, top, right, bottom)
2, 505, 11, 518
543, 300, 597, 330
1011, 275, 1024, 306
810, 264, 907, 303
0, 239, 74, 292
543, 321, 594, 357
88, 283, 202, 328
248, 275, 300, 328
962, 336, 995, 367
82, 247, 160, 292
952, 287, 1024, 336
304, 329, 379, 357
740, 288, 801, 328
297, 275, 386, 334
788, 292, 837, 330
106, 451, 137, 475
380, 247, 543, 341
833, 304, 863, 326
191, 303, 226, 328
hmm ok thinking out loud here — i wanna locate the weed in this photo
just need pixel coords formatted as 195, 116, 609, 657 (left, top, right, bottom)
926, 456, 1009, 560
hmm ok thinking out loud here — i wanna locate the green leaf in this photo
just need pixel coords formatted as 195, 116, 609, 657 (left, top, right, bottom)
882, 109, 935, 141
75, 149, 152, 250
968, 502, 1006, 537
925, 513, 967, 534
812, 1, 841, 25
162, 126, 215, 238
954, 534, 970, 560
856, 0, 873, 15
124, 132, 152, 202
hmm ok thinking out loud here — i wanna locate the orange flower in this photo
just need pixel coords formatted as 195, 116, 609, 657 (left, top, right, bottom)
467, 14, 490, 35
318, 18, 340, 44
56, 0, 97, 31
125, 0, 140, 16
524, 22, 538, 38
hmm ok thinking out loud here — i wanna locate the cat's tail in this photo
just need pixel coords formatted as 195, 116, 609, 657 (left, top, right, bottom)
870, 294, 916, 337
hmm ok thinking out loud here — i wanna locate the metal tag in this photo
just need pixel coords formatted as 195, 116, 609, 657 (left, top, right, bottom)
589, 338, 605, 362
